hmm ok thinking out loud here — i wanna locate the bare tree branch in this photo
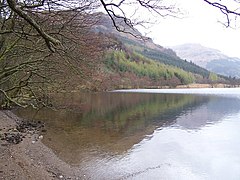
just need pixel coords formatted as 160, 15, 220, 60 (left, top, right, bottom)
6, 0, 61, 52
203, 0, 240, 27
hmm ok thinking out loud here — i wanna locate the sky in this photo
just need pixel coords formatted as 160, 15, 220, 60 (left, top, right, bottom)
137, 0, 240, 57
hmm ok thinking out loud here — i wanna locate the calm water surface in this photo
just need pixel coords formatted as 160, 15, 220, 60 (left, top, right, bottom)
16, 88, 240, 180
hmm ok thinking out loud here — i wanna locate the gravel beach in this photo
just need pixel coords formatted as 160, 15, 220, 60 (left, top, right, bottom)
0, 111, 85, 180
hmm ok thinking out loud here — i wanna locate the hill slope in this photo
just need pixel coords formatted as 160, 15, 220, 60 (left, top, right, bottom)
93, 14, 213, 80
171, 44, 240, 78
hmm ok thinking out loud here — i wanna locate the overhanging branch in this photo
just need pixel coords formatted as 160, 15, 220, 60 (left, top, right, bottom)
203, 0, 240, 27
6, 0, 61, 52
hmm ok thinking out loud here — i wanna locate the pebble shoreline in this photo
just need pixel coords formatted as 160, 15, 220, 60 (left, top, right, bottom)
0, 111, 87, 180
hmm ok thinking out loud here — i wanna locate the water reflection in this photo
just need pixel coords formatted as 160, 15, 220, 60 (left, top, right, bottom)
175, 96, 240, 130
15, 92, 240, 179
16, 93, 208, 162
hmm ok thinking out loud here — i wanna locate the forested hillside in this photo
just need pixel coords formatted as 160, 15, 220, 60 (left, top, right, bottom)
104, 49, 195, 87
92, 14, 232, 88
119, 37, 210, 78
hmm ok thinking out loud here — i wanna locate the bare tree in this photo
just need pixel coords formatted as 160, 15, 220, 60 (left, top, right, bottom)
0, 1, 102, 108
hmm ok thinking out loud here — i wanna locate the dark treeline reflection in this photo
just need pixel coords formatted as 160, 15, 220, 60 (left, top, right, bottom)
15, 92, 240, 165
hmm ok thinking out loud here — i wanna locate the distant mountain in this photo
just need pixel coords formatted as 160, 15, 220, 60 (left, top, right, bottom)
171, 44, 240, 78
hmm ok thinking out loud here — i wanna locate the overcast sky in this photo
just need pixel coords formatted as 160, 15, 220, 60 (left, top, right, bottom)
138, 0, 240, 57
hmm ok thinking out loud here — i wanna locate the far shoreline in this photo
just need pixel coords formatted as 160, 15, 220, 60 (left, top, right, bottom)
111, 83, 240, 91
